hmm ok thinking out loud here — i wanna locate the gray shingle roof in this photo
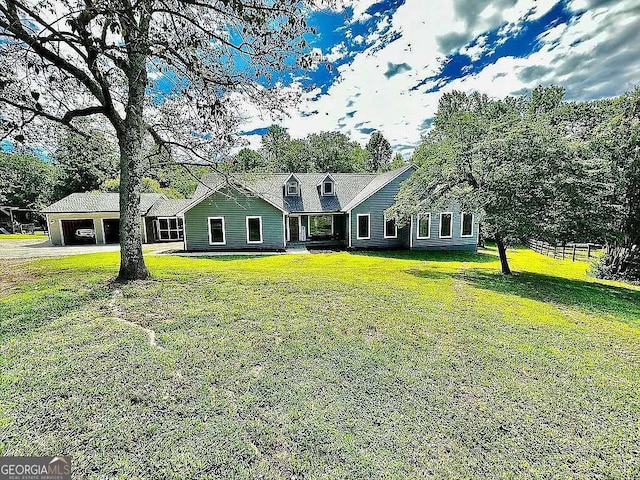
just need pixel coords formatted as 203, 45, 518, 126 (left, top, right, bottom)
189, 165, 413, 214
42, 193, 166, 215
146, 198, 193, 217
341, 165, 415, 211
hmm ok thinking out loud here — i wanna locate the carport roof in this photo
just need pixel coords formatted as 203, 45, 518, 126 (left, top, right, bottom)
42, 193, 166, 215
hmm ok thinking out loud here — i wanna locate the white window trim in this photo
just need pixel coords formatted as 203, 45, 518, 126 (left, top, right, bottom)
208, 216, 226, 245
356, 213, 370, 240
182, 214, 188, 251
246, 216, 263, 244
416, 213, 431, 239
156, 216, 184, 242
286, 182, 299, 196
383, 213, 398, 239
460, 212, 474, 237
439, 212, 453, 239
409, 214, 413, 249
322, 181, 334, 196
308, 214, 334, 236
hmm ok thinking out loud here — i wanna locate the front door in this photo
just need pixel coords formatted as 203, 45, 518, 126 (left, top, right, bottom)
288, 216, 299, 242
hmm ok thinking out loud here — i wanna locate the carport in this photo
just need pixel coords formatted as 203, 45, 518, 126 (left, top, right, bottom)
60, 219, 96, 245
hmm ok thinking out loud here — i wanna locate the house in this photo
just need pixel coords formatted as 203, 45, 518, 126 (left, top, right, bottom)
41, 193, 189, 246
179, 164, 478, 252
41, 165, 479, 251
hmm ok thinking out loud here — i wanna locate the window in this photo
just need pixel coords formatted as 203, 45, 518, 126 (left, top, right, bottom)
357, 214, 370, 240
208, 217, 226, 245
461, 213, 474, 237
417, 213, 431, 239
439, 212, 453, 238
157, 217, 184, 241
323, 181, 334, 196
286, 182, 299, 196
246, 216, 263, 243
309, 215, 333, 236
383, 214, 397, 238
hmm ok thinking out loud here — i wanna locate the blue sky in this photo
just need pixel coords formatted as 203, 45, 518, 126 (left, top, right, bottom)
239, 0, 640, 156
3, 0, 637, 158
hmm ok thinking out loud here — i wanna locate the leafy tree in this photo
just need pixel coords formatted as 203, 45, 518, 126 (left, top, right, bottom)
541, 89, 640, 281
587, 89, 640, 281
102, 177, 183, 199
306, 131, 358, 172
0, 1, 322, 280
0, 152, 54, 208
281, 139, 313, 172
382, 152, 406, 172
391, 87, 587, 275
229, 148, 266, 173
261, 125, 293, 171
53, 129, 118, 200
365, 132, 392, 172
348, 145, 371, 172
145, 155, 214, 198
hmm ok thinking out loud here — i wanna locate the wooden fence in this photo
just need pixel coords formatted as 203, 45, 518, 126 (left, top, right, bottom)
527, 239, 604, 262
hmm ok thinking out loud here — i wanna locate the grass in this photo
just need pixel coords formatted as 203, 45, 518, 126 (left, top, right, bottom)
0, 232, 48, 240
1, 246, 639, 479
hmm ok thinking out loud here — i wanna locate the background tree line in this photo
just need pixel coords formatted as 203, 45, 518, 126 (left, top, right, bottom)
223, 127, 403, 174
0, 130, 212, 209
390, 86, 639, 282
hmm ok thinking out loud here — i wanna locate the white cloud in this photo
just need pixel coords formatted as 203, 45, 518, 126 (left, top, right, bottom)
238, 0, 640, 157
325, 43, 348, 63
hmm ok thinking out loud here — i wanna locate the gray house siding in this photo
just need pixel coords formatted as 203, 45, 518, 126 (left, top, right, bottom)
410, 211, 478, 251
349, 169, 413, 249
184, 187, 285, 251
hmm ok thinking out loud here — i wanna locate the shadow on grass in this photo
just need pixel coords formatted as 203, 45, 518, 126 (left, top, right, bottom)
463, 270, 640, 324
350, 249, 497, 263
403, 268, 457, 281
171, 254, 270, 262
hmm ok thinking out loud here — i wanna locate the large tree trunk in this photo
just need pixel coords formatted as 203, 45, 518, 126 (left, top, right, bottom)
495, 234, 512, 275
116, 56, 150, 282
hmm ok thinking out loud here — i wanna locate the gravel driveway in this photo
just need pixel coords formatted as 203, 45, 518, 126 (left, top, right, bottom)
0, 238, 183, 259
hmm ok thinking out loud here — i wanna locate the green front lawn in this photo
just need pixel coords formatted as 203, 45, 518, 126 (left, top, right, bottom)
0, 232, 48, 240
1, 247, 639, 478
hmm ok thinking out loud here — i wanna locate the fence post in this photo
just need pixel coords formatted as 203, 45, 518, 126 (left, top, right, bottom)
587, 244, 591, 258
562, 245, 566, 260
553, 245, 557, 259
572, 245, 576, 262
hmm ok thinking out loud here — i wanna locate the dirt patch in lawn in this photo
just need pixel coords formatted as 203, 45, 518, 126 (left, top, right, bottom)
0, 260, 36, 297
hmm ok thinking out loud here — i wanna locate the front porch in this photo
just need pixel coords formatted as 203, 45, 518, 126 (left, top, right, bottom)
285, 213, 347, 250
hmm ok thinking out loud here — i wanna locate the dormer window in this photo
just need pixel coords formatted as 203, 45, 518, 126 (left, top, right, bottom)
284, 174, 300, 197
287, 182, 299, 196
319, 174, 335, 196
